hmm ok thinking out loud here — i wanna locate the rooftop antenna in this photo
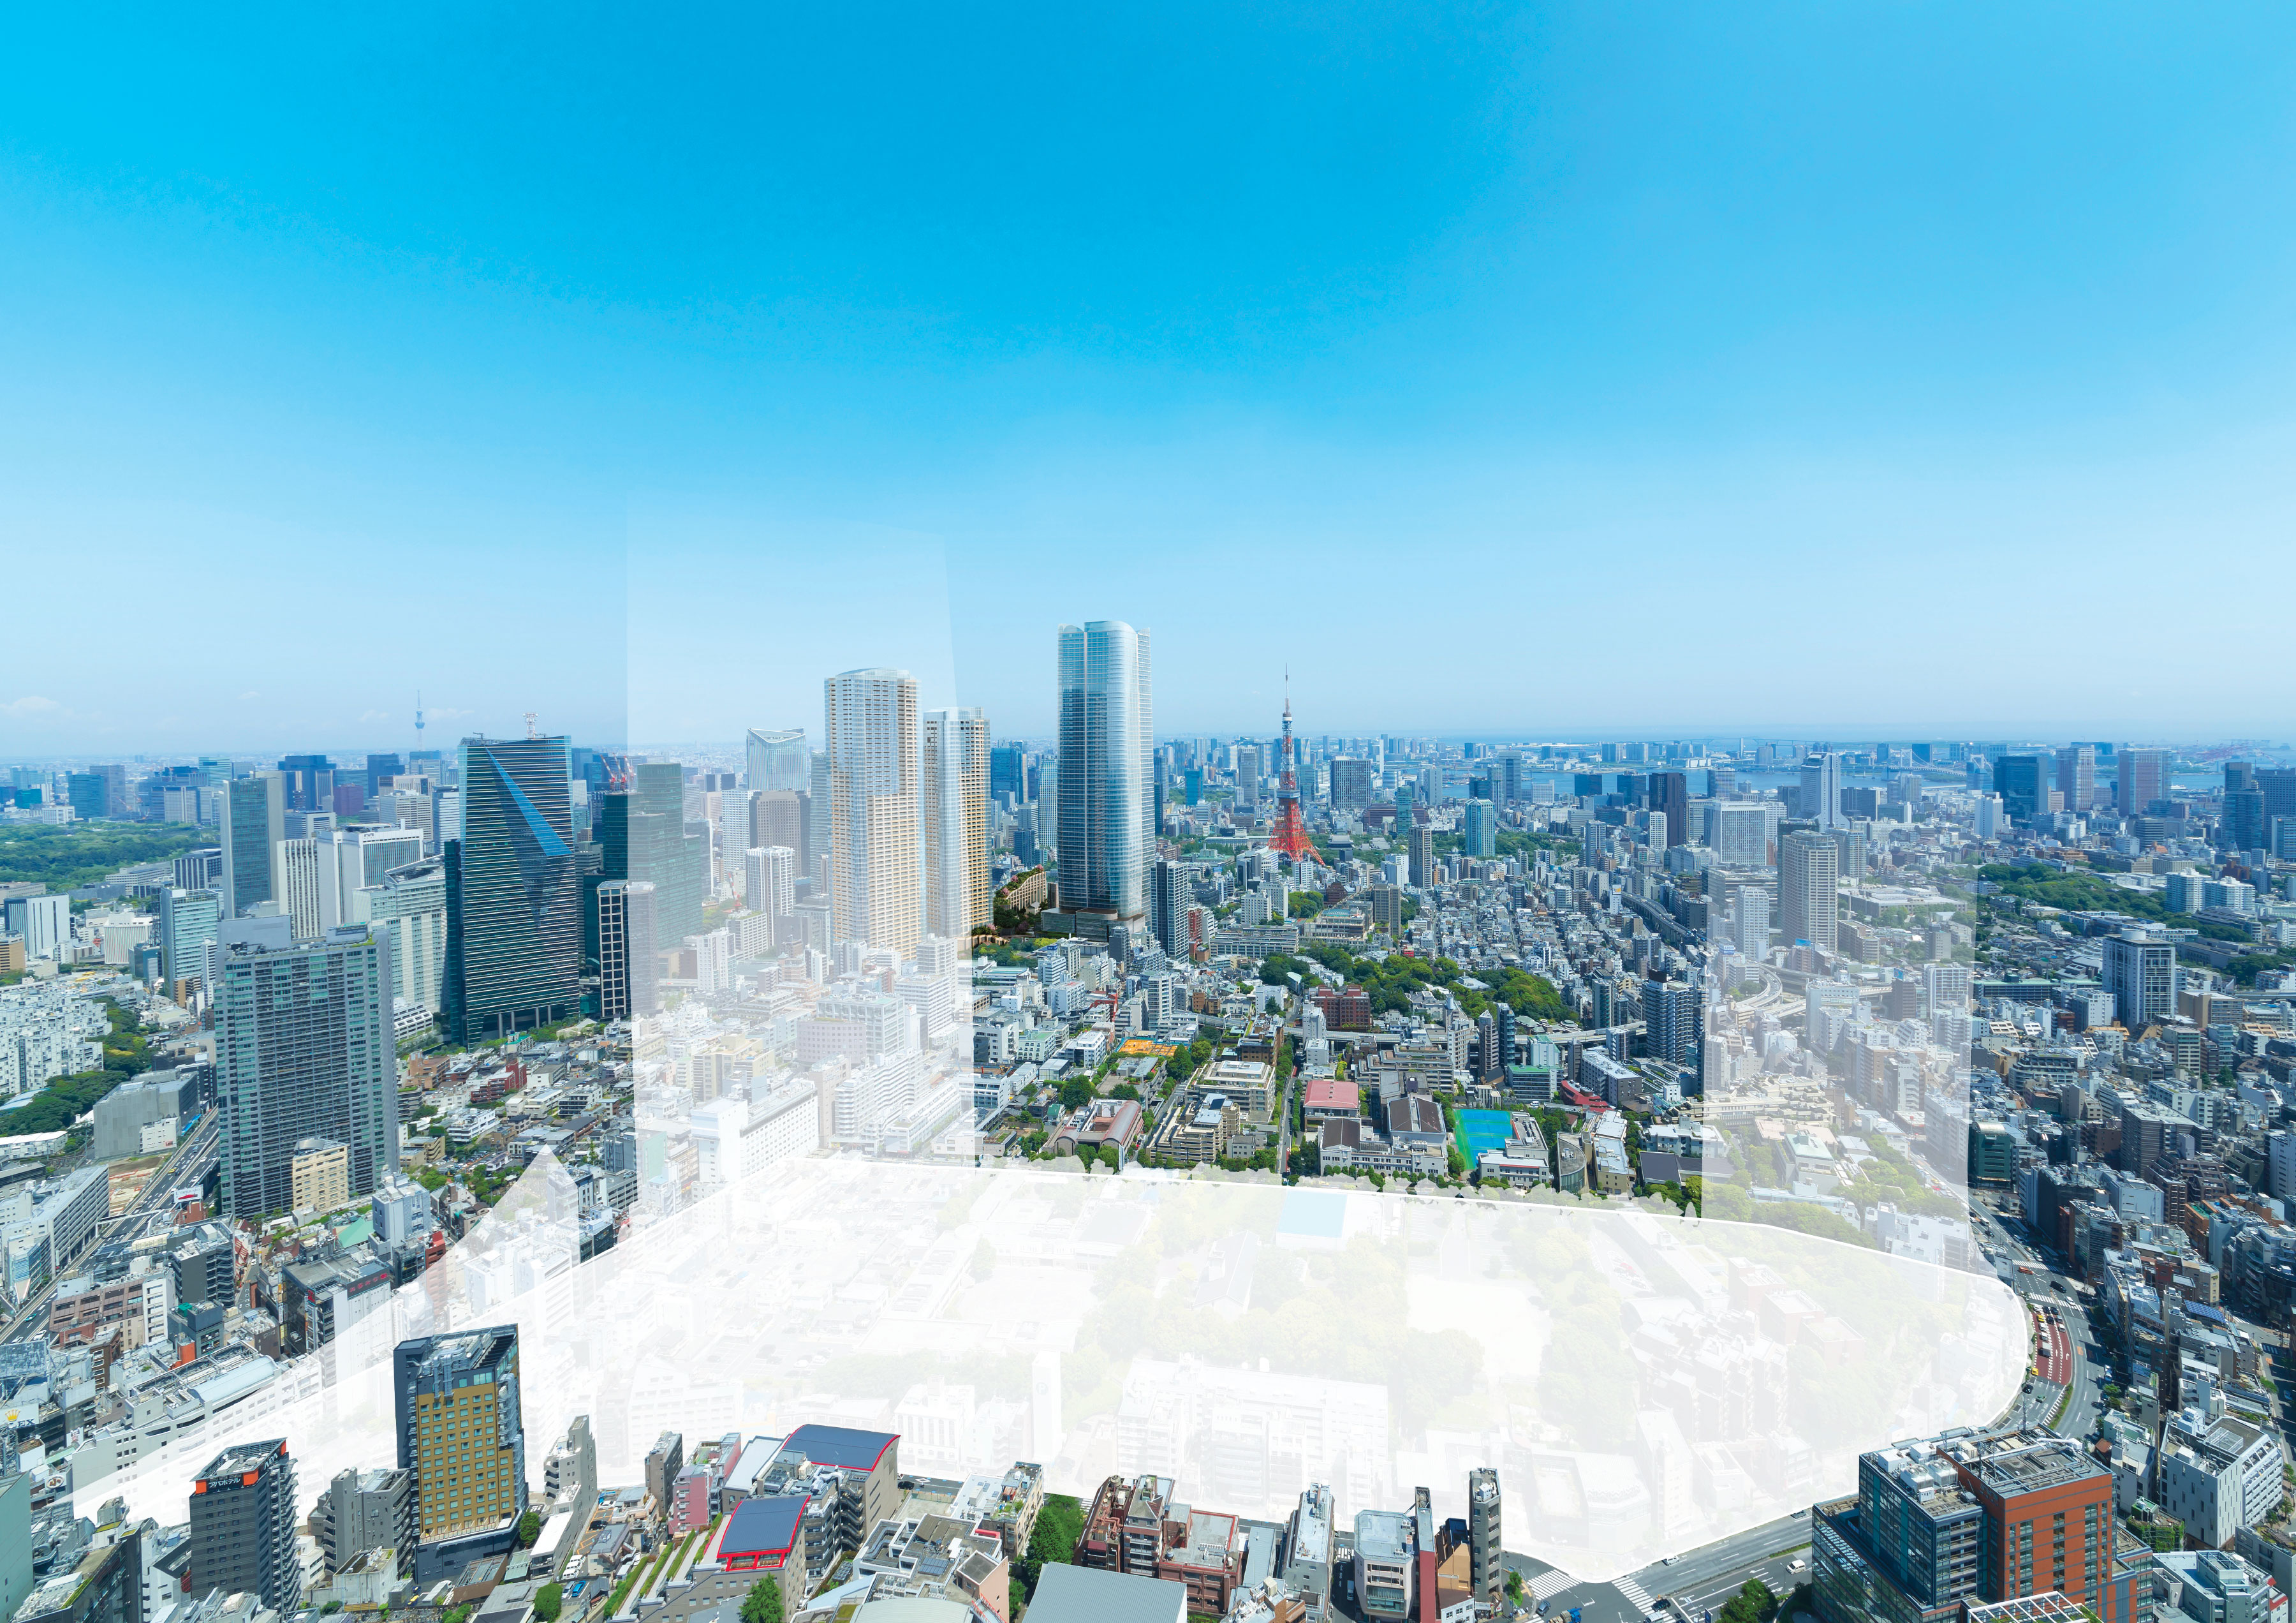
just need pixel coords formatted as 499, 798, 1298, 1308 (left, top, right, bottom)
524, 711, 541, 740
414, 690, 425, 753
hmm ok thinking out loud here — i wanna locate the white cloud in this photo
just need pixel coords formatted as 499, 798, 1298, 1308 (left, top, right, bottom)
238, 691, 262, 701
359, 709, 390, 723
1, 695, 61, 716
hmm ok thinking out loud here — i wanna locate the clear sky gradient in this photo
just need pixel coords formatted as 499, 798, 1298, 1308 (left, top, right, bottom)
5, 3, 2295, 753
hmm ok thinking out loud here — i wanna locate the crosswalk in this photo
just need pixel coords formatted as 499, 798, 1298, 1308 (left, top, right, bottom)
1524, 1566, 1659, 1617
1527, 1569, 1579, 1603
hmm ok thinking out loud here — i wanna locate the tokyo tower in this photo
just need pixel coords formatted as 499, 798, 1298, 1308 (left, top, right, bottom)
1269, 671, 1318, 862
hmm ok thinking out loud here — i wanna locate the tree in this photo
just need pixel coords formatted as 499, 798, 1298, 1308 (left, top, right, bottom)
1015, 1493, 1087, 1600
533, 1585, 564, 1623
1718, 1578, 1779, 1623
1057, 1074, 1095, 1111
740, 1578, 786, 1623
515, 1510, 543, 1548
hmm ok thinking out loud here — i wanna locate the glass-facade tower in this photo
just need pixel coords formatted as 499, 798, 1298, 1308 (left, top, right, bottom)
1056, 620, 1153, 921
445, 736, 579, 1044
598, 762, 706, 948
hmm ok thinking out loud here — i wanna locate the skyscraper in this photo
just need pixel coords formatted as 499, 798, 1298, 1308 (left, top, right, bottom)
1644, 972, 1704, 1070
190, 1439, 301, 1615
2102, 930, 2175, 1030
394, 1326, 527, 1582
280, 838, 323, 939
216, 925, 401, 1216
1463, 799, 1496, 858
276, 755, 338, 813
1151, 857, 1188, 959
745, 727, 809, 795
159, 887, 222, 991
1329, 758, 1372, 811
1234, 744, 1263, 812
747, 788, 804, 860
599, 762, 707, 947
1649, 771, 1688, 847
825, 667, 921, 954
922, 706, 990, 944
2116, 747, 2169, 817
595, 880, 659, 1023
744, 847, 797, 928
1408, 823, 1435, 889
989, 743, 1026, 805
1992, 754, 2045, 823
445, 736, 580, 1044
1778, 829, 1839, 956
2055, 745, 2096, 813
221, 773, 286, 918
1056, 621, 1154, 926
2221, 762, 2267, 852
318, 826, 426, 930
1799, 752, 1843, 830
1707, 802, 1769, 866
363, 857, 448, 1017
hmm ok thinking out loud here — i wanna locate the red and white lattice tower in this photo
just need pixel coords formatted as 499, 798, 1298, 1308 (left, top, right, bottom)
1269, 671, 1317, 862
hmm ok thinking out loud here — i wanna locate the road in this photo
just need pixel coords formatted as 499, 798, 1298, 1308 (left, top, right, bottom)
1965, 1196, 2107, 1440
0, 1113, 220, 1344
1508, 1512, 1812, 1623
1277, 1061, 1296, 1174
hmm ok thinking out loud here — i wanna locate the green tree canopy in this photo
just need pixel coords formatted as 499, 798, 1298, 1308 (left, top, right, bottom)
740, 1579, 785, 1623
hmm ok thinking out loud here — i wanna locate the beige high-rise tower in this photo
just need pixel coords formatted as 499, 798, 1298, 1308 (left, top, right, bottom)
923, 706, 990, 945
825, 667, 920, 956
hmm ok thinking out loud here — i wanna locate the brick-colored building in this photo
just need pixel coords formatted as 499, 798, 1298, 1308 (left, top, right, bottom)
1075, 1474, 1247, 1617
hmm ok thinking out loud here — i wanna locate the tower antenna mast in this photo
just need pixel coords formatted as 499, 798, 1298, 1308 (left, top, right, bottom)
1270, 666, 1317, 861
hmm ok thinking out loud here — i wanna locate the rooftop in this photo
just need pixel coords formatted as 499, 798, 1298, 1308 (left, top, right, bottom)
1026, 1561, 1187, 1623
1354, 1509, 1413, 1564
721, 1494, 810, 1562
195, 1438, 288, 1485
781, 1423, 898, 1471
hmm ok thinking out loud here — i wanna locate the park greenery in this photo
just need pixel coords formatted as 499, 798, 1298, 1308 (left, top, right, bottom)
1290, 942, 1570, 1023
0, 822, 214, 894
1432, 827, 1580, 863
1980, 863, 2296, 984
1978, 863, 2251, 942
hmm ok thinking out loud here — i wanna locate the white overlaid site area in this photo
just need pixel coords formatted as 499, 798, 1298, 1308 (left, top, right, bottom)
92, 1153, 2020, 1580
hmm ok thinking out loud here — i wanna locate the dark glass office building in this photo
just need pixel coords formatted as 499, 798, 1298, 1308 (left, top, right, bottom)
597, 760, 706, 949
445, 736, 579, 1044
1992, 754, 2045, 822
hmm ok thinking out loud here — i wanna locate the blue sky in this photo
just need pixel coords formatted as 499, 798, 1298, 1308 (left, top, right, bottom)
5, 2, 2295, 753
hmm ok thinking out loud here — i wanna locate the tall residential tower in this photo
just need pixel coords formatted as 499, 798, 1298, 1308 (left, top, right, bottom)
1054, 621, 1153, 929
